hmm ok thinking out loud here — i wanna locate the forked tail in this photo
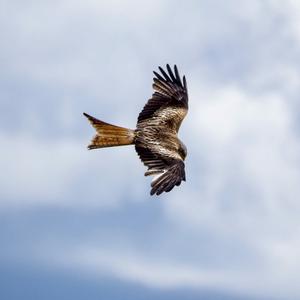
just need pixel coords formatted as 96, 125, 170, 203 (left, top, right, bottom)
83, 113, 135, 149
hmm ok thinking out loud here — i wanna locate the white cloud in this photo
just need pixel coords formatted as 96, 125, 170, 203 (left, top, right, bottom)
34, 244, 252, 291
2, 0, 300, 299
160, 85, 300, 298
272, 0, 300, 41
167, 84, 300, 225
0, 132, 82, 206
0, 130, 145, 208
32, 241, 299, 299
56, 247, 230, 288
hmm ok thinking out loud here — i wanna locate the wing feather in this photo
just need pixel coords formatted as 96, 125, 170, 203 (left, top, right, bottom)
159, 66, 172, 82
167, 64, 177, 82
135, 145, 186, 196
150, 160, 185, 195
137, 64, 188, 124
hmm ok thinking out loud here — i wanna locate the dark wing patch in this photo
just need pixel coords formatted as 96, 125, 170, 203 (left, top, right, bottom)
137, 64, 188, 123
135, 146, 166, 175
135, 145, 186, 196
151, 160, 186, 196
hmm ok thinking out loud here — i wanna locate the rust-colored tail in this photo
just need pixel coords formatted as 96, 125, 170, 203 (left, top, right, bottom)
83, 113, 135, 149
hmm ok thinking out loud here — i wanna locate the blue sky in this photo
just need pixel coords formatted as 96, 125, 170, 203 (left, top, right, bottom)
1, 0, 300, 299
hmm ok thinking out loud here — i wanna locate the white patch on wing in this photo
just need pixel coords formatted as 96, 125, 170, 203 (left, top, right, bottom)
151, 170, 167, 183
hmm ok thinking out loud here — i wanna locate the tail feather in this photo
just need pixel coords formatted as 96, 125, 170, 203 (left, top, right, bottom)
83, 112, 135, 149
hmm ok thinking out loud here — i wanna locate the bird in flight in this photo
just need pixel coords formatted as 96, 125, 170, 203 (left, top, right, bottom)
83, 64, 188, 195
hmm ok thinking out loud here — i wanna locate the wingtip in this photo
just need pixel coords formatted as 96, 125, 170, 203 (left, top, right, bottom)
150, 189, 161, 196
166, 63, 178, 72
153, 70, 164, 82
183, 75, 187, 89
166, 63, 172, 72
157, 64, 178, 72
174, 64, 178, 73
158, 66, 164, 72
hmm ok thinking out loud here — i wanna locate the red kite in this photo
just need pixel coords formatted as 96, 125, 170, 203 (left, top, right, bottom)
84, 64, 188, 195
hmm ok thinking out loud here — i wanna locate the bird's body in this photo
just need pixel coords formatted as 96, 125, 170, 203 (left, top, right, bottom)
84, 64, 188, 195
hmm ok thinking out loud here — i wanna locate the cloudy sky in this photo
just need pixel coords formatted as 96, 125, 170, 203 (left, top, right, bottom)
1, 0, 300, 299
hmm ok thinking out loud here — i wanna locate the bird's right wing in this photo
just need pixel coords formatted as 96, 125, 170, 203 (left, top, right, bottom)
150, 161, 185, 195
135, 145, 186, 195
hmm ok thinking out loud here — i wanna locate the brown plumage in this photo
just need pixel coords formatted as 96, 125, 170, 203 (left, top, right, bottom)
84, 64, 188, 195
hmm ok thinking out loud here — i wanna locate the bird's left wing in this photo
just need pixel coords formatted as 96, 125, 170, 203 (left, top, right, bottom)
137, 64, 188, 132
135, 145, 186, 195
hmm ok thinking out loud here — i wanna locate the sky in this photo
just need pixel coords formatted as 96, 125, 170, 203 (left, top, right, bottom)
1, 0, 300, 299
